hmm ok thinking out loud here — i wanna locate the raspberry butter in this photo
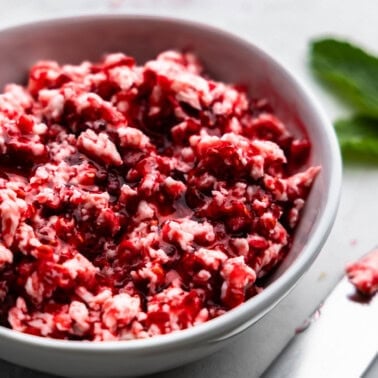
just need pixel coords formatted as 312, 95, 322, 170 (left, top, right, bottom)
0, 51, 319, 341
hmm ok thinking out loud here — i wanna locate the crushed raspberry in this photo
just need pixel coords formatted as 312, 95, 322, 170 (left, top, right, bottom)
0, 50, 320, 341
346, 249, 378, 297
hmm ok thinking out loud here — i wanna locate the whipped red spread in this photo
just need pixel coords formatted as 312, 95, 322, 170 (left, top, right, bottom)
0, 51, 320, 340
346, 249, 378, 297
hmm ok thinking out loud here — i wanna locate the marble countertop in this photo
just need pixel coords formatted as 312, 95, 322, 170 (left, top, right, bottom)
0, 1, 377, 377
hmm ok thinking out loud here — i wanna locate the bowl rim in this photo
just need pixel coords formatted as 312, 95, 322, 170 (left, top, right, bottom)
0, 14, 342, 352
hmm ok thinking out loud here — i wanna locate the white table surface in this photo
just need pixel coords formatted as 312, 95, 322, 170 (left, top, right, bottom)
0, 1, 377, 377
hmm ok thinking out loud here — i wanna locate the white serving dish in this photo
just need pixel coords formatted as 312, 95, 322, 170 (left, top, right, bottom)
0, 15, 341, 377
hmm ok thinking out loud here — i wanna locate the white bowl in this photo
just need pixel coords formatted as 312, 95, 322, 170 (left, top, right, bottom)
0, 15, 342, 377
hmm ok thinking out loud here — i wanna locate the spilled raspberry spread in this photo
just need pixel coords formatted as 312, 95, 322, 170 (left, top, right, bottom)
0, 51, 320, 341
346, 249, 378, 297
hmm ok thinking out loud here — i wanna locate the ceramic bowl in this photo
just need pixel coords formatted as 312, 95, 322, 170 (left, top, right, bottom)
0, 15, 341, 377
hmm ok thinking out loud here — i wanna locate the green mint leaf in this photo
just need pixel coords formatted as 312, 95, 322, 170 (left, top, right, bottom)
310, 38, 378, 117
335, 116, 378, 163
